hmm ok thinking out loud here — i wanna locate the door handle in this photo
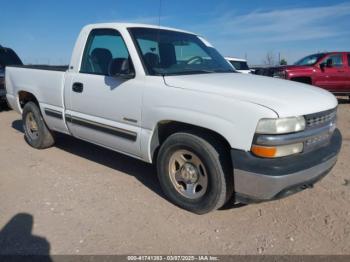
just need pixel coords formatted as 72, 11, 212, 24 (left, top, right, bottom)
72, 82, 84, 93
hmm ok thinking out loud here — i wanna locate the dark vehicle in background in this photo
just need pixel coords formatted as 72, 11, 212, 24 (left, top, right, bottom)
254, 52, 350, 98
0, 45, 23, 105
225, 57, 252, 74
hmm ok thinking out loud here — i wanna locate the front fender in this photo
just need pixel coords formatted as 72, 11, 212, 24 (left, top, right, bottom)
141, 87, 277, 162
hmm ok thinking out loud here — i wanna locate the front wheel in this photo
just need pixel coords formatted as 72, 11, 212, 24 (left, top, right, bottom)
22, 102, 55, 149
157, 132, 233, 214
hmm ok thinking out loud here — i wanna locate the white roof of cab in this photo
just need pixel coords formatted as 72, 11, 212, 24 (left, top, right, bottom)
83, 22, 196, 35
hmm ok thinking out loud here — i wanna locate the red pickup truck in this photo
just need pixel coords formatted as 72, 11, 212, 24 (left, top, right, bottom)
257, 52, 350, 97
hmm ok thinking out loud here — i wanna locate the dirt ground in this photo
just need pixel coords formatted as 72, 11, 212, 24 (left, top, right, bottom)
0, 101, 349, 255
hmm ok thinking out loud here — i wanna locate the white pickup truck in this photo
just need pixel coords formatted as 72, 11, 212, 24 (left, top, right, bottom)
5, 23, 342, 214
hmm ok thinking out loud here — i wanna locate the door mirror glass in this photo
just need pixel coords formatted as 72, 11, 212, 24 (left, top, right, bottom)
320, 63, 325, 71
326, 59, 333, 68
108, 58, 135, 79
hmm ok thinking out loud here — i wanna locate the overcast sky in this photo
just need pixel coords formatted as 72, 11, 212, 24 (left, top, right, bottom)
1, 0, 349, 65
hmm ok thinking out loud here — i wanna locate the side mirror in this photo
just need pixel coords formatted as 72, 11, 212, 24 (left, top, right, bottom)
326, 59, 333, 68
108, 58, 135, 79
320, 63, 325, 71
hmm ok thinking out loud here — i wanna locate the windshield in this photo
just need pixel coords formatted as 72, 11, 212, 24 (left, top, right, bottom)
229, 60, 249, 70
294, 53, 325, 66
129, 28, 234, 76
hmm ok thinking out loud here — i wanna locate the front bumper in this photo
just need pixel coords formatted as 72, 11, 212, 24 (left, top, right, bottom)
232, 129, 342, 203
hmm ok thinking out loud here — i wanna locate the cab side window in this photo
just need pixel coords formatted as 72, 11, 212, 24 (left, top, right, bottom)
80, 29, 131, 76
326, 54, 343, 67
347, 54, 350, 66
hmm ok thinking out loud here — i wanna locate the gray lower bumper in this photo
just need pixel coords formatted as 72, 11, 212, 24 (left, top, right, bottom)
234, 156, 337, 200
231, 129, 342, 202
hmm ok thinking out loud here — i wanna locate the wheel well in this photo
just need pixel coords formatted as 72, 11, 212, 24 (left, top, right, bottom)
290, 77, 312, 85
18, 91, 39, 108
151, 121, 232, 163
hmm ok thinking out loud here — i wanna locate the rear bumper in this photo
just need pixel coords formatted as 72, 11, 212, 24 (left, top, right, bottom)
232, 129, 342, 203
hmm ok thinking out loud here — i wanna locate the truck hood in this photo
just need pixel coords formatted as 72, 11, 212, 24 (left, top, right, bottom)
164, 73, 338, 117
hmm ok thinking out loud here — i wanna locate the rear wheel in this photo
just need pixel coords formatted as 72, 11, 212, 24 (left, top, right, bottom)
157, 132, 233, 214
22, 102, 55, 149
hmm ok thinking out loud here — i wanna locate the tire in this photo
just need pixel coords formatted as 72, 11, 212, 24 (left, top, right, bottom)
22, 102, 55, 149
157, 132, 233, 214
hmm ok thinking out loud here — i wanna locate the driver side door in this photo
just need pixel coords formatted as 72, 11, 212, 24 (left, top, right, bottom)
65, 28, 143, 157
314, 54, 347, 93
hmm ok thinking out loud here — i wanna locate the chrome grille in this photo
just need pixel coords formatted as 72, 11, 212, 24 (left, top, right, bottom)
305, 108, 337, 129
305, 132, 332, 147
303, 108, 337, 152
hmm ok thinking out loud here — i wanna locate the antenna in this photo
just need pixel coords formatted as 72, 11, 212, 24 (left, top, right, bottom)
158, 0, 162, 27
157, 0, 165, 78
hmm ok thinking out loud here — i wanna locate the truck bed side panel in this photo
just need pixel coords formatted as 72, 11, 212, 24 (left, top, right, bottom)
5, 67, 70, 134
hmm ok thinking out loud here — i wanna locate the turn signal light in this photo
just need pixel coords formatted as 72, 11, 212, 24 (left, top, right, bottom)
252, 143, 303, 158
251, 145, 277, 158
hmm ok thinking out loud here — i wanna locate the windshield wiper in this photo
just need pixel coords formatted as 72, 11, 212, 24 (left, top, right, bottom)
182, 70, 217, 74
214, 69, 235, 73
172, 70, 218, 75
157, 69, 235, 76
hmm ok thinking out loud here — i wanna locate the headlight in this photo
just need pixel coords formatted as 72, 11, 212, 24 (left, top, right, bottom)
256, 116, 306, 134
252, 116, 306, 158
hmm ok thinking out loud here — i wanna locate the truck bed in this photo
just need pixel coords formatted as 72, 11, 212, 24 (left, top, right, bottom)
5, 66, 67, 113
8, 64, 69, 72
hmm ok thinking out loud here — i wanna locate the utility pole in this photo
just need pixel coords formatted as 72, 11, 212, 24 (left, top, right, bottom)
278, 52, 281, 65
